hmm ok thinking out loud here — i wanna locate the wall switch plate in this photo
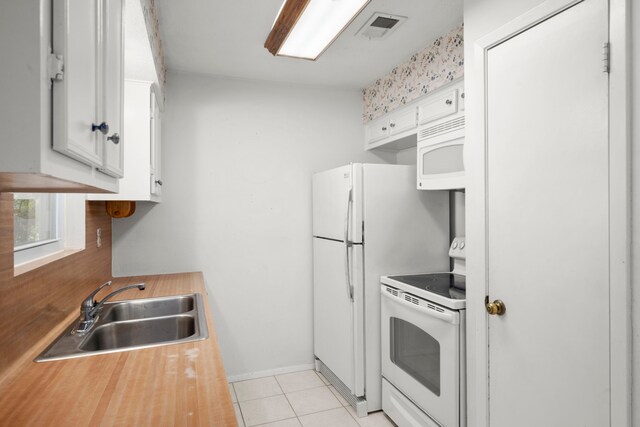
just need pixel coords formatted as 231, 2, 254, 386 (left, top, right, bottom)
96, 228, 102, 248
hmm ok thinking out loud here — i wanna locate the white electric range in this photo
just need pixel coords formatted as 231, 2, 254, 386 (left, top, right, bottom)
380, 236, 466, 427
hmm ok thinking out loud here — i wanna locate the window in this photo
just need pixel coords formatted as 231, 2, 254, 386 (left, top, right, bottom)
13, 193, 86, 271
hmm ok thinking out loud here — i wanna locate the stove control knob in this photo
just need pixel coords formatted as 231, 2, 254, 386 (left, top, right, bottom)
460, 241, 465, 249
452, 241, 458, 249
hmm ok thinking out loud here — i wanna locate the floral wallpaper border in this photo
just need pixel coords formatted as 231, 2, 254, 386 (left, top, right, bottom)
140, 0, 167, 93
362, 23, 464, 123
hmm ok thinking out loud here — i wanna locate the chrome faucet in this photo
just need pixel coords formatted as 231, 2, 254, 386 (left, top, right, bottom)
74, 281, 146, 335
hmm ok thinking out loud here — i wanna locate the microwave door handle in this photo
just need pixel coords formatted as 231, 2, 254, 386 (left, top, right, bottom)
344, 187, 354, 301
381, 289, 458, 325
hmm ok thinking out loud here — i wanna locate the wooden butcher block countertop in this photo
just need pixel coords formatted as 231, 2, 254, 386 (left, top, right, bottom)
0, 272, 237, 426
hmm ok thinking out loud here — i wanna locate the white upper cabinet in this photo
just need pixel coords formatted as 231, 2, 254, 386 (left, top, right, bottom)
364, 79, 463, 152
90, 80, 162, 202
365, 106, 418, 151
52, 0, 124, 177
0, 0, 123, 192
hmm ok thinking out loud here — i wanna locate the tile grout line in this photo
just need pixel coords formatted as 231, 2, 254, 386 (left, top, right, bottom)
275, 370, 342, 424
273, 374, 301, 424
231, 382, 248, 427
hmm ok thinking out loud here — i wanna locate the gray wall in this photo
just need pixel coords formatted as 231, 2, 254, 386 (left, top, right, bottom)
111, 72, 392, 378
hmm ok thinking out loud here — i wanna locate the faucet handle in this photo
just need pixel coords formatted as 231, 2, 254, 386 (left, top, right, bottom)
84, 281, 112, 307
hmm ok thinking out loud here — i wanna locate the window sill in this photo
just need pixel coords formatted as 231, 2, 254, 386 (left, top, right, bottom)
14, 248, 84, 277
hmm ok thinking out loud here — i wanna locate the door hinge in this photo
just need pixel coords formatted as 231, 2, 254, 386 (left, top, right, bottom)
47, 52, 64, 84
602, 42, 610, 74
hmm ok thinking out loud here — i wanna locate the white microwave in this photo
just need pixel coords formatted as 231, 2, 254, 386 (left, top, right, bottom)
417, 116, 465, 190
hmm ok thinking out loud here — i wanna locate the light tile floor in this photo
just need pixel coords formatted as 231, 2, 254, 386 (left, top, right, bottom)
231, 370, 397, 427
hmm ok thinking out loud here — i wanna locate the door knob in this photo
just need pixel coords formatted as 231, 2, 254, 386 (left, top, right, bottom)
486, 299, 506, 316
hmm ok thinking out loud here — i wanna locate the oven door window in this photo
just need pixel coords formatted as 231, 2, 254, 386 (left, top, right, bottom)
390, 317, 440, 396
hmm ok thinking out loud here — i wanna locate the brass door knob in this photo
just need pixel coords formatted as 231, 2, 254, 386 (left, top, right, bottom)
486, 299, 506, 316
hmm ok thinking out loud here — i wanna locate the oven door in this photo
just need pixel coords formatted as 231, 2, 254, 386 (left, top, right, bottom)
381, 285, 461, 427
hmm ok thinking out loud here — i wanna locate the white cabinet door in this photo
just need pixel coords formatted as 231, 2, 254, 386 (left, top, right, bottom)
52, 0, 102, 167
417, 89, 458, 125
485, 1, 609, 425
99, 0, 124, 178
150, 90, 162, 197
388, 107, 417, 136
365, 117, 390, 145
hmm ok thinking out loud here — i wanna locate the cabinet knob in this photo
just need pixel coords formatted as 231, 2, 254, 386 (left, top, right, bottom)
445, 99, 453, 105
91, 122, 109, 135
389, 123, 396, 128
461, 93, 465, 99
155, 179, 163, 186
382, 127, 387, 131
107, 133, 120, 144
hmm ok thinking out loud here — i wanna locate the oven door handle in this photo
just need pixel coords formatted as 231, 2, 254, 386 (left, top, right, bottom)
381, 289, 459, 325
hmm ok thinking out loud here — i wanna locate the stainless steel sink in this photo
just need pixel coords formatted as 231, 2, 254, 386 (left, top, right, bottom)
101, 294, 195, 322
36, 293, 209, 362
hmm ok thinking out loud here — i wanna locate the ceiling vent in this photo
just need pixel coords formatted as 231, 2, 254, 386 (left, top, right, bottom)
356, 13, 407, 40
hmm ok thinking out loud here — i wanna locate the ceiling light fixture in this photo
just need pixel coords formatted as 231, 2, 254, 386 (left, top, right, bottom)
265, 0, 371, 61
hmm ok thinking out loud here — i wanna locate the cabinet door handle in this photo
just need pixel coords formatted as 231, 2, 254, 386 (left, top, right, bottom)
382, 126, 387, 131
155, 179, 163, 186
461, 93, 465, 99
389, 123, 396, 128
445, 99, 453, 105
107, 133, 120, 144
91, 122, 109, 135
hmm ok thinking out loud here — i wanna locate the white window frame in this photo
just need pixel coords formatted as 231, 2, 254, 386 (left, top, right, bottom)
13, 193, 86, 271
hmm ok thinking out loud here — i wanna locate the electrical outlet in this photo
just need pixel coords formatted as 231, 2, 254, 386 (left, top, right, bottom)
96, 228, 102, 248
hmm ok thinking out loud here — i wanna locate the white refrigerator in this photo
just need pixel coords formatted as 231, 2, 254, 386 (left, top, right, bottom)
312, 163, 450, 416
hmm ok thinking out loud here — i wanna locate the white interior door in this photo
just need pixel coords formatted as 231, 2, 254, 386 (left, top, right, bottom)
486, 1, 609, 426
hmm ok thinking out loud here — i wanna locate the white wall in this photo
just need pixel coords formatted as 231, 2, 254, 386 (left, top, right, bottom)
112, 72, 392, 378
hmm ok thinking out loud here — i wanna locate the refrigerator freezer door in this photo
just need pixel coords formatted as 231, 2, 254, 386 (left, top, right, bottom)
312, 164, 363, 243
313, 237, 365, 396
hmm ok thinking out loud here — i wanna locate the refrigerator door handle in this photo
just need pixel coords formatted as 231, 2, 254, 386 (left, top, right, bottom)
344, 187, 354, 301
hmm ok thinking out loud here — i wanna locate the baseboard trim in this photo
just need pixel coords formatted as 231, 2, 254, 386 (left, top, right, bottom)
227, 363, 316, 383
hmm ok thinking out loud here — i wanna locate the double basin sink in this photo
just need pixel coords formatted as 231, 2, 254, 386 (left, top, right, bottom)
36, 293, 209, 362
